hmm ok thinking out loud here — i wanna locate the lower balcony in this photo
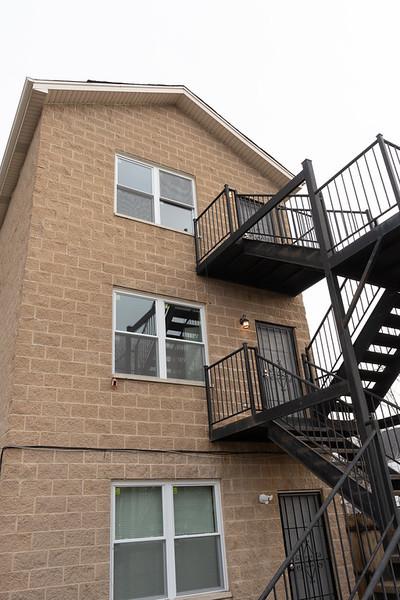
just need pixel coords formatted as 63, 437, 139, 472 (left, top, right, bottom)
205, 343, 349, 442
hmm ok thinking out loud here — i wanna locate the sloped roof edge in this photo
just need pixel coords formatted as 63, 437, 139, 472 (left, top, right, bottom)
0, 78, 294, 227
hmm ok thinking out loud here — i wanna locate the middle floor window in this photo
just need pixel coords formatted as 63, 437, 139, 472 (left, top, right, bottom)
113, 291, 206, 382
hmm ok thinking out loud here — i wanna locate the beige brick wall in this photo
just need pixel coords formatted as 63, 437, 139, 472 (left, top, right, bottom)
5, 102, 309, 449
0, 101, 319, 599
0, 125, 41, 441
0, 447, 326, 600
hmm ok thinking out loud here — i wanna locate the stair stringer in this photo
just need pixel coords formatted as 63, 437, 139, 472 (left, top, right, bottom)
267, 419, 376, 519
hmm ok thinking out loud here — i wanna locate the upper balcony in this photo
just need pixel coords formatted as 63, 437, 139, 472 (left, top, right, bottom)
194, 183, 325, 295
194, 136, 400, 294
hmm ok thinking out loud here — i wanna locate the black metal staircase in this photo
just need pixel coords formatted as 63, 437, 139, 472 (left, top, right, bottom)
195, 135, 400, 599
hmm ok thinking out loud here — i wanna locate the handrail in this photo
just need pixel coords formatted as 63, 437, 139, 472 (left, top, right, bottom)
194, 169, 318, 265
315, 139, 378, 194
306, 278, 348, 352
316, 136, 400, 252
305, 278, 382, 382
206, 344, 245, 369
385, 139, 400, 152
206, 344, 320, 427
195, 188, 229, 221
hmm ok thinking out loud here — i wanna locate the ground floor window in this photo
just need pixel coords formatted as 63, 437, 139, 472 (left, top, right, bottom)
112, 481, 227, 599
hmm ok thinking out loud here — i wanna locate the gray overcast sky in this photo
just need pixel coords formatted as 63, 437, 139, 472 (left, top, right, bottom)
1, 0, 399, 334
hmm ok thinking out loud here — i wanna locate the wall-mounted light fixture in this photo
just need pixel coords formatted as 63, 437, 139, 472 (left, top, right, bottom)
239, 314, 250, 329
259, 494, 274, 505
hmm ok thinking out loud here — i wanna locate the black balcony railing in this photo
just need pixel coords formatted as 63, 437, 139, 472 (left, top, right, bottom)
194, 187, 319, 266
205, 344, 264, 426
206, 344, 330, 430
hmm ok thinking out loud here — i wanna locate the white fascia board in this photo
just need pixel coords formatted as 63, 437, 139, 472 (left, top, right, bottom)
32, 80, 188, 95
0, 78, 36, 196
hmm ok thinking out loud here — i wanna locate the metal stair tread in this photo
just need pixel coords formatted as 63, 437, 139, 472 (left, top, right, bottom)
373, 333, 400, 348
383, 314, 400, 329
358, 368, 386, 381
363, 350, 396, 366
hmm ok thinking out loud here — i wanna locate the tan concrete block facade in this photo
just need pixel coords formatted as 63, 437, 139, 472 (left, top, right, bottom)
0, 99, 326, 599
0, 448, 329, 600
0, 126, 40, 441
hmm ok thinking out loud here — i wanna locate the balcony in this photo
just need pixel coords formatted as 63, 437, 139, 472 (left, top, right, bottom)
194, 136, 400, 294
205, 343, 348, 442
194, 184, 324, 295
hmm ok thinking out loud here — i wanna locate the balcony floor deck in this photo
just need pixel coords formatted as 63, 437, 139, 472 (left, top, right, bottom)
197, 238, 324, 296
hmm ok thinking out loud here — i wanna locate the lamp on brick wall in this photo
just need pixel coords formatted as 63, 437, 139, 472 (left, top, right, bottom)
259, 494, 274, 505
239, 314, 250, 329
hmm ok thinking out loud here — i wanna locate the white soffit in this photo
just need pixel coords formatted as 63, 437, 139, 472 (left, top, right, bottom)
0, 79, 293, 228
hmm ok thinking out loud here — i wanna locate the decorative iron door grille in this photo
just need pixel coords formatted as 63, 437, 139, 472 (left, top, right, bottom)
256, 322, 301, 407
236, 195, 276, 242
278, 492, 338, 600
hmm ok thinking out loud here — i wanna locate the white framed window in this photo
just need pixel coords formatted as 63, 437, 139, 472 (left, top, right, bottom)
113, 290, 207, 382
111, 481, 227, 600
115, 155, 196, 234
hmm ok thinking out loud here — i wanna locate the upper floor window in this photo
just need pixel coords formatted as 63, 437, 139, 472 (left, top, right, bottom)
115, 156, 196, 234
113, 290, 206, 382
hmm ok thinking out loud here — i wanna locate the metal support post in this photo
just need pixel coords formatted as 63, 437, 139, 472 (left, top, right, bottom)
224, 184, 234, 234
243, 343, 257, 416
204, 366, 214, 439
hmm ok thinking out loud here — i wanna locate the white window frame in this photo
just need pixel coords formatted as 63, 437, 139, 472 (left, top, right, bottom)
112, 289, 208, 383
114, 155, 197, 235
110, 480, 228, 600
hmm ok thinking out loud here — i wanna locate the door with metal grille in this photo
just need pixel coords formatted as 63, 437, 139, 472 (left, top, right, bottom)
236, 195, 275, 242
256, 322, 301, 407
279, 492, 338, 600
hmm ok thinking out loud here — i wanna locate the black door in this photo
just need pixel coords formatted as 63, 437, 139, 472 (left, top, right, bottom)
279, 492, 338, 600
236, 195, 276, 242
256, 322, 301, 408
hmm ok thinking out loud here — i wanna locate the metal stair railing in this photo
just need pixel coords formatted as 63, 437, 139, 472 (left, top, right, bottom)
305, 278, 382, 384
257, 431, 400, 600
316, 136, 400, 253
367, 390, 400, 471
284, 362, 400, 476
